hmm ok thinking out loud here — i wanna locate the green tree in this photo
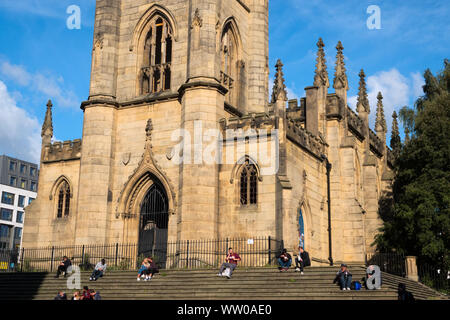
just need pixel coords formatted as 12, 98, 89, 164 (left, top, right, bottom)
375, 60, 450, 269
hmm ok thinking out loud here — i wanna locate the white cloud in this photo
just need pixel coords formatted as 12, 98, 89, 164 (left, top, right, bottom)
366, 69, 410, 130
0, 61, 79, 109
348, 68, 424, 140
0, 81, 41, 164
0, 62, 31, 86
411, 72, 425, 99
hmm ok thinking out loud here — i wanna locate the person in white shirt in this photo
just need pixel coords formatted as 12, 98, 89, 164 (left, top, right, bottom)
90, 258, 107, 281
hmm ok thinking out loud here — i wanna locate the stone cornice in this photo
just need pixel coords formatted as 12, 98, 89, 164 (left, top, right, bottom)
81, 91, 180, 111
178, 81, 228, 98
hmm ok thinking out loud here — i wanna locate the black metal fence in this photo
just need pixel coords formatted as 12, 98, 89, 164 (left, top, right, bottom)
1, 237, 283, 273
365, 252, 406, 277
417, 262, 449, 294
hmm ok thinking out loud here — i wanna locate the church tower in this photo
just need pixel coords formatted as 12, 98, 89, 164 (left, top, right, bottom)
75, 0, 270, 244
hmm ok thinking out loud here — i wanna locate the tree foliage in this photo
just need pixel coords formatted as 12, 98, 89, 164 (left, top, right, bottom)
375, 60, 450, 269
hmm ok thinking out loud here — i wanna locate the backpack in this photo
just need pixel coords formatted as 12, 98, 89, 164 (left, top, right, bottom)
351, 281, 361, 291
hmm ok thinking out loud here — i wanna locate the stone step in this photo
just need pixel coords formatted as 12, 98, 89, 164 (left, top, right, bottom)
0, 267, 444, 301
1, 291, 399, 300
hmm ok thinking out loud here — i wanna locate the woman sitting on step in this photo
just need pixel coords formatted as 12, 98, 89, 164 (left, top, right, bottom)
137, 258, 151, 281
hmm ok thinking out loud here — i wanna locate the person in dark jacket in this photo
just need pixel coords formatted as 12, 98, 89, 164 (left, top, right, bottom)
295, 246, 311, 274
398, 283, 415, 302
334, 264, 352, 290
277, 249, 292, 272
55, 256, 72, 278
54, 291, 67, 300
146, 257, 159, 279
93, 290, 102, 301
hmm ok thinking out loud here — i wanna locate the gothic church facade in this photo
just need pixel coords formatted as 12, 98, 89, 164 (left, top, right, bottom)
22, 0, 394, 264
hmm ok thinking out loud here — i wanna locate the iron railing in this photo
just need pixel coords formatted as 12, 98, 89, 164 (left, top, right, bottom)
417, 262, 449, 294
3, 237, 282, 273
365, 252, 406, 277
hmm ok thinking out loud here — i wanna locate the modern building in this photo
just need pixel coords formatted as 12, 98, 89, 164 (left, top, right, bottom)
0, 155, 38, 250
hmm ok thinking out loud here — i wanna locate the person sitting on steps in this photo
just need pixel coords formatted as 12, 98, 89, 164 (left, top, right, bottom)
217, 248, 241, 279
295, 246, 311, 274
90, 258, 107, 281
137, 258, 151, 281
55, 256, 72, 278
277, 248, 292, 272
334, 264, 352, 290
145, 256, 159, 280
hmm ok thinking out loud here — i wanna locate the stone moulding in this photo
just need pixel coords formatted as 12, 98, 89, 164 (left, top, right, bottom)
130, 3, 179, 53
48, 175, 74, 201
115, 119, 177, 220
220, 112, 275, 133
229, 155, 263, 184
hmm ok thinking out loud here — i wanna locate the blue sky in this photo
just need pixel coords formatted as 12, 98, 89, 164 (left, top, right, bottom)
0, 0, 448, 163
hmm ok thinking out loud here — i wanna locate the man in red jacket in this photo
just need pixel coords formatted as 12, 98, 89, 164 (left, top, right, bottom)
217, 248, 241, 279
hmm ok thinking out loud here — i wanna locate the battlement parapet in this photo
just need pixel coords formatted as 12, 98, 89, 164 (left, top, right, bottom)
42, 139, 82, 163
287, 118, 326, 159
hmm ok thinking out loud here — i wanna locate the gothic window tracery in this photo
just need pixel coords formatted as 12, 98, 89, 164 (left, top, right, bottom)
220, 22, 241, 107
240, 161, 258, 206
140, 16, 173, 95
56, 181, 70, 218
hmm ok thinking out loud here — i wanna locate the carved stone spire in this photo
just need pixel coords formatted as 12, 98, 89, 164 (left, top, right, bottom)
356, 69, 370, 113
375, 92, 387, 133
333, 41, 348, 91
313, 38, 329, 88
271, 59, 288, 103
41, 100, 53, 145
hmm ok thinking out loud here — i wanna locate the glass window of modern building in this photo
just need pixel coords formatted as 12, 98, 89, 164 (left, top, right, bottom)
0, 224, 11, 238
16, 211, 24, 223
20, 179, 27, 189
1, 192, 15, 205
20, 164, 27, 174
18, 195, 25, 208
30, 181, 37, 192
10, 176, 17, 186
0, 208, 13, 221
30, 167, 36, 177
9, 161, 16, 172
14, 227, 22, 240
28, 198, 35, 205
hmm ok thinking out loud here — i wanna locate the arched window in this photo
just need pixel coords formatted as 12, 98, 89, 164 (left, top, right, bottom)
240, 161, 258, 205
140, 16, 173, 95
220, 22, 241, 107
56, 181, 70, 218
299, 209, 305, 249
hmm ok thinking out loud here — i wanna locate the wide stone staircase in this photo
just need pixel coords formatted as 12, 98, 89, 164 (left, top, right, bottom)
0, 266, 446, 300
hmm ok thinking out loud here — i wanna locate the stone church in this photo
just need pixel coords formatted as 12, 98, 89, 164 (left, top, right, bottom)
22, 0, 395, 264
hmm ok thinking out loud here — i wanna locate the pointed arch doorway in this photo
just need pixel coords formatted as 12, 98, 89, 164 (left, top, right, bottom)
138, 181, 169, 268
